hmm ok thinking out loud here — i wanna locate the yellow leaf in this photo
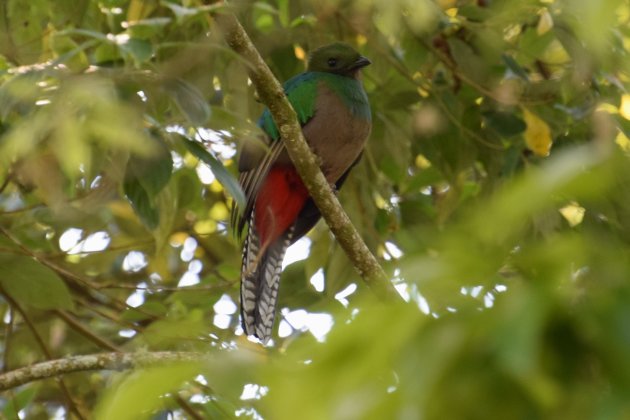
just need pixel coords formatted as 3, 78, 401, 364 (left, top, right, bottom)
620, 94, 630, 120
127, 0, 157, 23
537, 9, 554, 35
294, 45, 306, 61
616, 130, 630, 152
194, 219, 216, 235
437, 0, 457, 10
540, 39, 570, 65
522, 108, 552, 156
559, 202, 585, 227
415, 154, 432, 169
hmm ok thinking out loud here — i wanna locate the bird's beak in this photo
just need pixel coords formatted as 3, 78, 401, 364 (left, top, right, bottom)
350, 56, 372, 70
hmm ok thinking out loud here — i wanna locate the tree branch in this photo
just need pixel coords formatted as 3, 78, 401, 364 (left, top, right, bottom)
0, 352, 204, 391
212, 11, 400, 300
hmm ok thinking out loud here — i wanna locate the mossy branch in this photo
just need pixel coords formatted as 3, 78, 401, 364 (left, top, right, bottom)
213, 12, 400, 300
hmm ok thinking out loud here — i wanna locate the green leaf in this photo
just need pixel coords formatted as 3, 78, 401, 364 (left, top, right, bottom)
518, 28, 555, 62
325, 244, 358, 296
501, 54, 530, 81
152, 184, 178, 251
119, 38, 154, 65
162, 2, 225, 23
124, 176, 159, 229
276, 0, 290, 27
305, 230, 331, 283
127, 139, 173, 198
405, 166, 443, 192
280, 259, 323, 308
384, 90, 420, 110
93, 42, 121, 65
0, 253, 73, 310
182, 138, 245, 210
448, 38, 489, 85
0, 73, 42, 120
94, 362, 202, 420
165, 79, 211, 125
290, 14, 317, 27
483, 111, 527, 137
49, 34, 90, 71
254, 10, 275, 32
2, 384, 40, 419
162, 2, 199, 22
126, 17, 172, 39
123, 136, 172, 229
135, 317, 208, 348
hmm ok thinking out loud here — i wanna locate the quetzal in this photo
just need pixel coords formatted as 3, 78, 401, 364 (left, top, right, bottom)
234, 42, 372, 343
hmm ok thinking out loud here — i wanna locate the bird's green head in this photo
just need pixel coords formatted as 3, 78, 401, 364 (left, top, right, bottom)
307, 42, 371, 78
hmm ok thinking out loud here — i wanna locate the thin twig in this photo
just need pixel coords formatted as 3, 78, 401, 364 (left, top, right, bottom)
75, 297, 140, 330
54, 310, 120, 352
173, 394, 205, 420
98, 283, 230, 292
0, 174, 11, 195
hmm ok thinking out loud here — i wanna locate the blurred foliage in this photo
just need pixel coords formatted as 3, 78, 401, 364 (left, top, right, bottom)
0, 0, 629, 418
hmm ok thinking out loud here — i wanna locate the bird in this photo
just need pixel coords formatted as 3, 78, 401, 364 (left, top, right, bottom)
233, 42, 372, 343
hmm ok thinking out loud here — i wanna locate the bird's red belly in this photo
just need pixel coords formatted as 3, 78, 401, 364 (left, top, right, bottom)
254, 165, 309, 246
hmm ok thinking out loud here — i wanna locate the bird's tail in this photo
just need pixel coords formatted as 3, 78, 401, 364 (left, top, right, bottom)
240, 212, 293, 343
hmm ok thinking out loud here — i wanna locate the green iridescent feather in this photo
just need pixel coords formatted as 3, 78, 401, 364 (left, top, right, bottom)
258, 72, 371, 140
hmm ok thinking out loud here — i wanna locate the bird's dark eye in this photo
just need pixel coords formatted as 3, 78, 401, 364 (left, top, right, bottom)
327, 58, 338, 67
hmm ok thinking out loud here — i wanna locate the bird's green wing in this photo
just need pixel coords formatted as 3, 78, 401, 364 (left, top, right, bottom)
257, 72, 320, 140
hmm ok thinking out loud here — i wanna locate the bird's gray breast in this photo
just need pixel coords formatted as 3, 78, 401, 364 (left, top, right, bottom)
302, 82, 371, 183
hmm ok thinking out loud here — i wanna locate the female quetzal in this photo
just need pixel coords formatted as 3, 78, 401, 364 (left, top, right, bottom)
234, 42, 371, 343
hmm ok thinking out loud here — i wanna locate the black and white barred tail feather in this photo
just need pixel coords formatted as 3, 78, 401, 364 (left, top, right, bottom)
240, 210, 294, 343
240, 211, 260, 335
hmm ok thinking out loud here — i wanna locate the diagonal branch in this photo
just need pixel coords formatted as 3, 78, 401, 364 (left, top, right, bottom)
212, 11, 400, 301
0, 352, 204, 391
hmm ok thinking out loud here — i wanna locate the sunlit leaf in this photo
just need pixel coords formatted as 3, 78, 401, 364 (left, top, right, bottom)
522, 108, 552, 156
